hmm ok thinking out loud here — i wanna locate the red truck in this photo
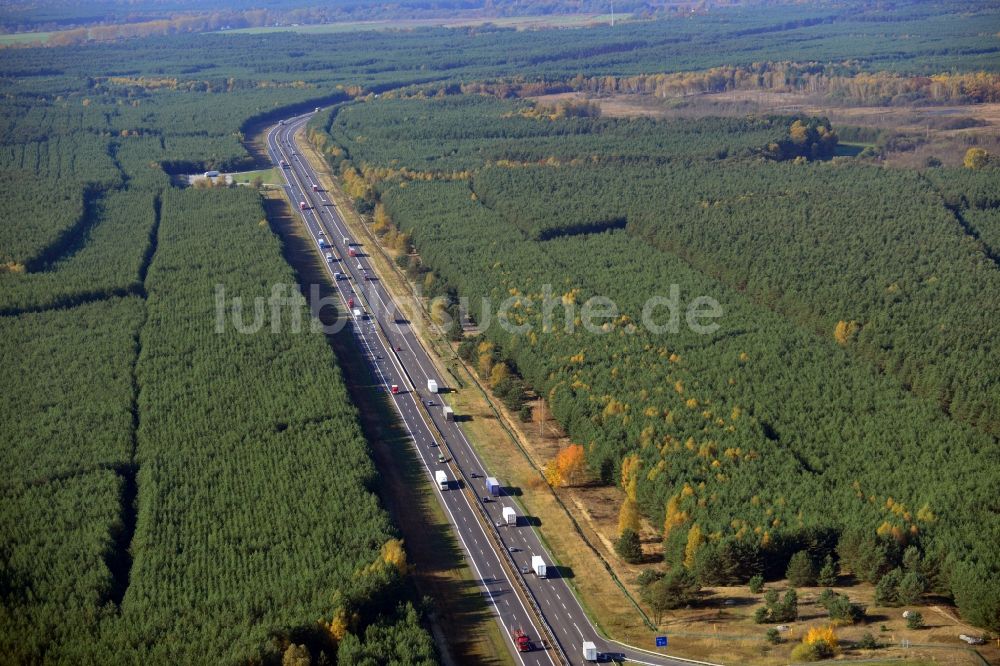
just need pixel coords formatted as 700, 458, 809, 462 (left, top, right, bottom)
348, 248, 357, 257
512, 628, 531, 652
312, 184, 319, 192
347, 297, 354, 308
299, 201, 307, 211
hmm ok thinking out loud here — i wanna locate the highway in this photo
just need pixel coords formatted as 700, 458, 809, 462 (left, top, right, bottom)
267, 112, 707, 666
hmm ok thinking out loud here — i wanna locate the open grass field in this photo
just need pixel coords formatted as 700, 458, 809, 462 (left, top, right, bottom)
0, 30, 53, 46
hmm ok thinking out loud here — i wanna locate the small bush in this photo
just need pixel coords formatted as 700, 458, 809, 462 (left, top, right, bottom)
765, 628, 782, 644
792, 625, 838, 661
637, 569, 664, 588
753, 606, 769, 624
819, 591, 865, 624
906, 611, 924, 630
858, 632, 879, 649
749, 574, 765, 593
790, 642, 821, 662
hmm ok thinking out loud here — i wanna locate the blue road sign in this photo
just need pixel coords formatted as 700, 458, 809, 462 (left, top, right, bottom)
655, 636, 668, 647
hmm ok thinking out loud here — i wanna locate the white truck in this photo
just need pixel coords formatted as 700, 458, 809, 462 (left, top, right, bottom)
502, 506, 517, 526
531, 555, 547, 578
442, 405, 454, 421
325, 253, 333, 263
318, 237, 327, 248
583, 641, 598, 661
352, 308, 364, 320
485, 477, 501, 497
427, 379, 439, 393
435, 470, 448, 490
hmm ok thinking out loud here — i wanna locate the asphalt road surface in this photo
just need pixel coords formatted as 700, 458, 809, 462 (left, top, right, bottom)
267, 112, 710, 666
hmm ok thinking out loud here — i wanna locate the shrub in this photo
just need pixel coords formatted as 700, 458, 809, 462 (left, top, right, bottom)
824, 594, 866, 625
637, 569, 664, 588
857, 632, 879, 649
765, 627, 781, 644
749, 574, 765, 594
799, 624, 838, 659
906, 611, 924, 630
790, 642, 821, 662
518, 404, 533, 422
755, 588, 797, 623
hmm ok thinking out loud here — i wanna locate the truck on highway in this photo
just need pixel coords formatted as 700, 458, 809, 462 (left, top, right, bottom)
502, 506, 517, 526
485, 477, 501, 497
443, 405, 454, 421
280, 160, 289, 168
435, 470, 448, 490
348, 247, 357, 257
352, 308, 364, 320
343, 236, 351, 245
325, 253, 333, 263
427, 379, 438, 393
583, 641, 598, 661
299, 201, 307, 211
512, 628, 531, 652
531, 555, 547, 578
318, 237, 326, 248
204, 170, 220, 178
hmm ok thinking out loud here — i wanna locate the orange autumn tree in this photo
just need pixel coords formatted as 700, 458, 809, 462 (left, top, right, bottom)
544, 444, 586, 487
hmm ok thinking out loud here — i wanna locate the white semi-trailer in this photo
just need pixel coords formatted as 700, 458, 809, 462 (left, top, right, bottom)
583, 641, 598, 661
435, 470, 449, 490
531, 555, 547, 578
503, 506, 517, 526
